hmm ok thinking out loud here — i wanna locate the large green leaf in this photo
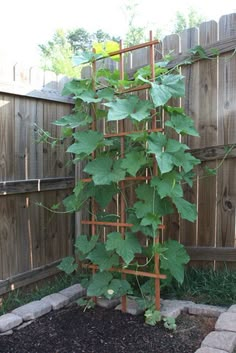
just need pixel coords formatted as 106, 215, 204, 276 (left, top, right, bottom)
172, 197, 197, 222
160, 74, 185, 97
78, 89, 102, 103
105, 95, 152, 122
165, 111, 200, 137
150, 74, 185, 107
87, 272, 113, 297
151, 172, 183, 199
158, 240, 190, 284
147, 132, 167, 155
73, 52, 103, 66
62, 78, 90, 96
93, 183, 118, 208
57, 256, 78, 275
106, 232, 142, 265
134, 184, 173, 219
53, 112, 93, 128
74, 235, 99, 255
172, 150, 201, 173
87, 243, 120, 271
84, 157, 126, 185
120, 151, 147, 176
67, 130, 104, 156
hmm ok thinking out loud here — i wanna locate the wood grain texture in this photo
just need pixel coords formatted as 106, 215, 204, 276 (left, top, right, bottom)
162, 34, 181, 242
217, 14, 236, 250
0, 95, 15, 181
197, 21, 218, 266
179, 27, 199, 247
0, 177, 74, 195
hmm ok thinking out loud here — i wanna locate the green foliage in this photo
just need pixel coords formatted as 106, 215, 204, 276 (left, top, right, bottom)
106, 232, 142, 265
156, 240, 190, 284
145, 308, 162, 326
173, 7, 205, 34
52, 43, 201, 325
57, 256, 78, 275
163, 317, 177, 330
39, 27, 119, 76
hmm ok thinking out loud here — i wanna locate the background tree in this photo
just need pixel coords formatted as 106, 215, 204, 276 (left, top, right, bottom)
39, 28, 119, 76
39, 29, 81, 77
173, 7, 205, 34
122, 0, 147, 47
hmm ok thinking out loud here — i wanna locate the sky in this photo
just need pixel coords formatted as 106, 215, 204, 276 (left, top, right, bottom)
0, 0, 235, 66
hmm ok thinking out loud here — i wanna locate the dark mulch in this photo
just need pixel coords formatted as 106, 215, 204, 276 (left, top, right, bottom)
0, 303, 216, 353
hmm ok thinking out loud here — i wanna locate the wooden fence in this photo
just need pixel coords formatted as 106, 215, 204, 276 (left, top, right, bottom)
0, 12, 236, 296
80, 12, 236, 269
121, 12, 236, 268
0, 62, 75, 295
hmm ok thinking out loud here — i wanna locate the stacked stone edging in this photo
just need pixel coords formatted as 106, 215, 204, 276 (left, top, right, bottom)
0, 283, 235, 353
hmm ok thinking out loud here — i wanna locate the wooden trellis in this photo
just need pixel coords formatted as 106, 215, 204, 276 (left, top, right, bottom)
80, 32, 166, 312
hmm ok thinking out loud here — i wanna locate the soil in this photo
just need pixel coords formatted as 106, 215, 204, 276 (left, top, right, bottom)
0, 303, 216, 353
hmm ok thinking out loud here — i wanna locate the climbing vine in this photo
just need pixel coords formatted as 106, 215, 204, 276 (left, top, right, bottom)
48, 45, 202, 324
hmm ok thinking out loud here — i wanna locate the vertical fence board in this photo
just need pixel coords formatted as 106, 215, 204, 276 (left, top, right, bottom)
216, 14, 236, 265
179, 28, 199, 248
0, 95, 15, 181
162, 34, 181, 242
196, 21, 218, 267
0, 196, 17, 279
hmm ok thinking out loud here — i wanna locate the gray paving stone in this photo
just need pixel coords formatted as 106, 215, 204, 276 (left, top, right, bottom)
201, 331, 236, 353
115, 298, 144, 315
195, 348, 228, 353
12, 300, 52, 321
16, 320, 34, 330
59, 284, 86, 302
41, 293, 69, 310
0, 330, 13, 336
215, 313, 236, 332
161, 299, 194, 318
228, 305, 236, 313
96, 297, 121, 309
0, 313, 22, 333
188, 304, 227, 318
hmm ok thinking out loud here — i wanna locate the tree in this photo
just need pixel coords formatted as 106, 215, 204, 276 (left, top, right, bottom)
39, 28, 120, 77
39, 29, 81, 78
173, 7, 205, 34
122, 0, 147, 47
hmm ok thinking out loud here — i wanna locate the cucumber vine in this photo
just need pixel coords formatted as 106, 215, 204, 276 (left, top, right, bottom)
51, 45, 201, 326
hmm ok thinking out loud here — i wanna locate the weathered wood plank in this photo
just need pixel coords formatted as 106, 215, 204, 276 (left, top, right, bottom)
179, 27, 199, 248
197, 21, 218, 267
0, 260, 61, 295
0, 196, 17, 279
190, 144, 236, 161
0, 177, 74, 195
162, 34, 181, 242
217, 14, 236, 249
186, 246, 236, 261
0, 95, 15, 181
0, 81, 73, 104
43, 102, 59, 177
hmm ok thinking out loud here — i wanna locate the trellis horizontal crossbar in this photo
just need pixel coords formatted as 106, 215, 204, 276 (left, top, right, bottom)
81, 220, 165, 230
104, 127, 163, 138
83, 264, 167, 280
81, 176, 152, 183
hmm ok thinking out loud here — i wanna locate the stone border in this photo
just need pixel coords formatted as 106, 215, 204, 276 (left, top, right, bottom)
0, 283, 235, 353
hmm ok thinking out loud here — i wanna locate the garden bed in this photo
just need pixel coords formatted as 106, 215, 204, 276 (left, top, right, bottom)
0, 303, 216, 353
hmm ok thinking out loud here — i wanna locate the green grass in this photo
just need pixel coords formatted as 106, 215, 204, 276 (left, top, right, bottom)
161, 267, 236, 307
1, 267, 236, 316
0, 271, 85, 316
